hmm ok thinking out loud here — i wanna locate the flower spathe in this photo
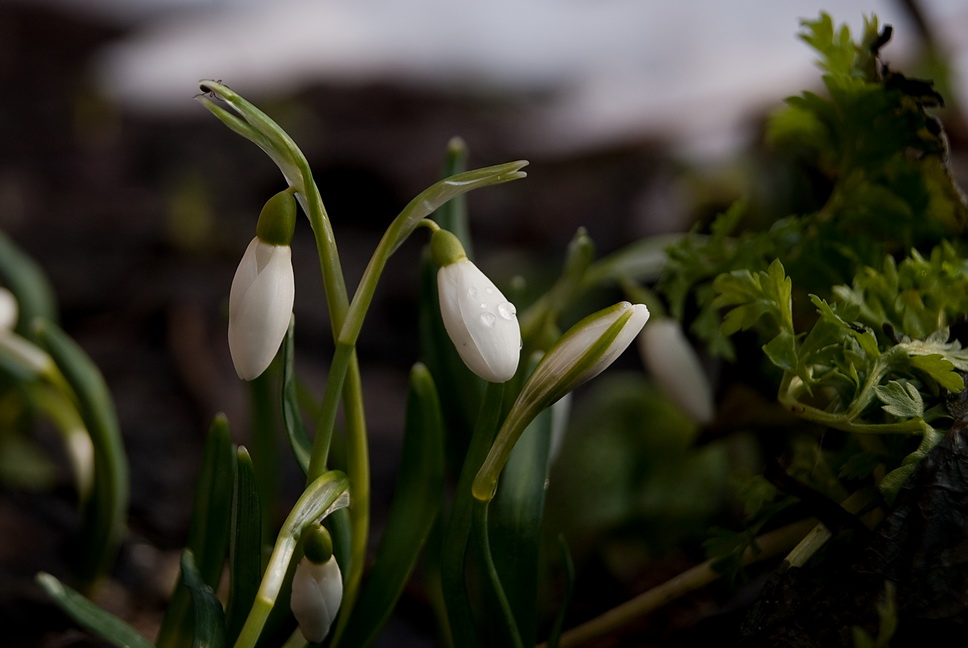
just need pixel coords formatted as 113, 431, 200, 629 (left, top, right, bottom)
434, 230, 520, 383
228, 237, 295, 380
291, 555, 343, 643
472, 301, 650, 501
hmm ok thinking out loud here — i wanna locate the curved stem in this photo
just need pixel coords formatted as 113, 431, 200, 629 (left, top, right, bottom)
473, 499, 524, 648
778, 371, 925, 436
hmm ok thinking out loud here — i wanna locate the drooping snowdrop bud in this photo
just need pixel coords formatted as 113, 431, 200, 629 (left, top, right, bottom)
0, 288, 53, 377
0, 287, 17, 331
473, 301, 650, 500
432, 229, 520, 383
228, 190, 297, 380
291, 526, 342, 643
639, 318, 714, 425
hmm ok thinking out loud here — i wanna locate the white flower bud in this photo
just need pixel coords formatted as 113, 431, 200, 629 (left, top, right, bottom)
639, 319, 714, 424
228, 237, 295, 380
437, 257, 521, 383
290, 555, 343, 643
0, 287, 17, 331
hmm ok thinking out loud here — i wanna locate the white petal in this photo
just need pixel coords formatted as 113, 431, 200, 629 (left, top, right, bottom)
438, 259, 520, 383
229, 237, 261, 317
228, 240, 294, 380
291, 557, 343, 643
639, 319, 714, 424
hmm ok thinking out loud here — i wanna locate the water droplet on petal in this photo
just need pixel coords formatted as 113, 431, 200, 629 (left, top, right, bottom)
497, 302, 516, 320
467, 287, 478, 297
480, 312, 496, 327
480, 303, 488, 310
485, 286, 494, 295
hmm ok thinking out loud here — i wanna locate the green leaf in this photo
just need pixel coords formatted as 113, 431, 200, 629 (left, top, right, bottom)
490, 402, 555, 645
338, 363, 445, 648
909, 354, 964, 392
158, 415, 234, 648
0, 230, 58, 339
763, 330, 798, 372
545, 536, 575, 648
180, 550, 228, 648
226, 447, 264, 645
281, 318, 311, 474
36, 572, 153, 648
434, 136, 473, 258
712, 259, 794, 338
874, 380, 924, 419
33, 319, 128, 588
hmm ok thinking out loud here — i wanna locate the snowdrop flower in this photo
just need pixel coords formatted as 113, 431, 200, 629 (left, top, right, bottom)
291, 526, 343, 643
432, 229, 520, 383
639, 318, 714, 425
0, 287, 53, 376
0, 287, 16, 331
473, 301, 649, 500
228, 190, 296, 380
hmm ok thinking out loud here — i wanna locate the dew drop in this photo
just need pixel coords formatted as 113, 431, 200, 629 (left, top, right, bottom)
485, 286, 494, 295
480, 312, 496, 328
467, 287, 478, 297
497, 302, 516, 320
479, 302, 488, 310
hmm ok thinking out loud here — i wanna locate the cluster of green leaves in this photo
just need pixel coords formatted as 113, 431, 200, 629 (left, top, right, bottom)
660, 12, 966, 361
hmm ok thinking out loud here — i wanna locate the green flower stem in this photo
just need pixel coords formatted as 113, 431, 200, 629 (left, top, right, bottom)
547, 518, 817, 648
307, 161, 525, 636
234, 470, 350, 648
473, 499, 524, 648
442, 381, 506, 648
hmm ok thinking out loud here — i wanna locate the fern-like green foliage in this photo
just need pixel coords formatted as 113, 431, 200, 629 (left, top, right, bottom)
660, 12, 967, 361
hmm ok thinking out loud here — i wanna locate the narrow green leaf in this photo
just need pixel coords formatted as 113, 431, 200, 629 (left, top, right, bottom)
158, 414, 234, 648
180, 550, 228, 648
435, 137, 472, 258
32, 319, 128, 588
36, 572, 153, 648
189, 415, 235, 586
490, 405, 554, 645
441, 381, 506, 648
545, 536, 575, 648
227, 447, 264, 644
282, 318, 311, 474
0, 230, 58, 339
338, 363, 445, 648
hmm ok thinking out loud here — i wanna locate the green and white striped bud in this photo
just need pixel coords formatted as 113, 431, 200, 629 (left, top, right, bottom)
473, 301, 650, 500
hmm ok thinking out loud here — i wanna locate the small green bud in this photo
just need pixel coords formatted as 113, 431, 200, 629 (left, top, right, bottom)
430, 228, 467, 268
303, 525, 334, 565
256, 189, 297, 246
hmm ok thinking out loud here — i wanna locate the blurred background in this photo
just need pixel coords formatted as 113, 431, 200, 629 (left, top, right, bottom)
1, 0, 966, 645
